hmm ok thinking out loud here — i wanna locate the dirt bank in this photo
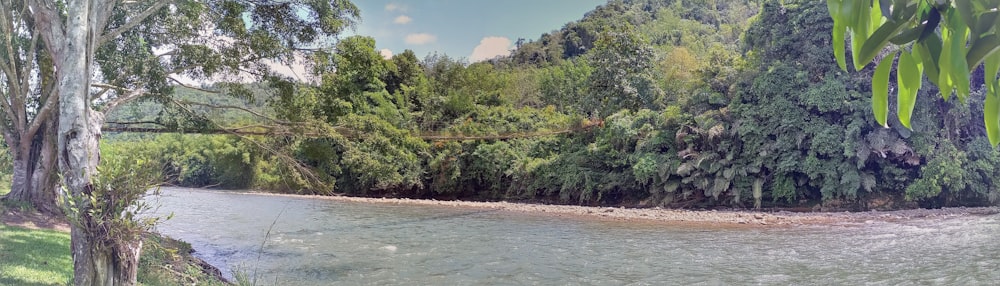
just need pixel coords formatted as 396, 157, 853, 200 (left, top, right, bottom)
234, 192, 1000, 226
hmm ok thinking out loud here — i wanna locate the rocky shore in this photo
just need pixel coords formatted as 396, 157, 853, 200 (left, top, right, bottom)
266, 193, 1000, 226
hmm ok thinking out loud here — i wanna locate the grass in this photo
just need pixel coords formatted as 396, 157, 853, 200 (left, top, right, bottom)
0, 224, 228, 286
0, 224, 73, 286
0, 176, 9, 196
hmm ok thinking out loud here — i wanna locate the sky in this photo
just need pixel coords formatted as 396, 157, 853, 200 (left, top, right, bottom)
345, 0, 607, 62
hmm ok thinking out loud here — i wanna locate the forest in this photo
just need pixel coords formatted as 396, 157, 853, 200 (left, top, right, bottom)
89, 0, 1000, 210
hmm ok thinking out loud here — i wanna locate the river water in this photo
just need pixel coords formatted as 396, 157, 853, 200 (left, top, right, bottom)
146, 187, 1000, 285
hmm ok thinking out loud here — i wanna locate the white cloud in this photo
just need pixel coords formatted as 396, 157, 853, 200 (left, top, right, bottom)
385, 3, 406, 12
470, 36, 513, 62
380, 48, 394, 59
394, 15, 412, 24
405, 33, 437, 45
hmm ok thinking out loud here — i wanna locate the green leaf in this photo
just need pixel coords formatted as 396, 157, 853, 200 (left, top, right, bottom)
966, 34, 1000, 70
873, 52, 896, 128
891, 0, 913, 21
920, 33, 945, 88
849, 1, 872, 70
832, 21, 848, 71
955, 0, 978, 32
948, 13, 971, 102
986, 81, 1000, 146
859, 20, 906, 67
897, 51, 922, 130
870, 0, 885, 32
851, 29, 867, 70
889, 25, 923, 45
879, 0, 892, 18
986, 50, 1000, 146
848, 0, 869, 36
939, 27, 955, 99
974, 9, 998, 36
985, 46, 1000, 83
827, 0, 842, 18
913, 42, 941, 87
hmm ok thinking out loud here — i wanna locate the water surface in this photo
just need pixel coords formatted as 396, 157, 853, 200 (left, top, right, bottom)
147, 187, 1000, 285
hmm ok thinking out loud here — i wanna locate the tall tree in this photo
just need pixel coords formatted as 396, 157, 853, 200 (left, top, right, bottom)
0, 0, 61, 214
586, 24, 663, 116
5, 0, 358, 284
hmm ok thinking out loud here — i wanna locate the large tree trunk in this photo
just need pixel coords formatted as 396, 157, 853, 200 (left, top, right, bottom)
70, 227, 142, 286
3, 122, 60, 214
64, 110, 142, 285
51, 1, 138, 284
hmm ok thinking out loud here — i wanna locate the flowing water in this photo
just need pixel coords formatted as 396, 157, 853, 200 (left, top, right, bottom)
146, 187, 1000, 285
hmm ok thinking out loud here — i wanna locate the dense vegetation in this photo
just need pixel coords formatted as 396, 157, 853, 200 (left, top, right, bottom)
100, 0, 1000, 210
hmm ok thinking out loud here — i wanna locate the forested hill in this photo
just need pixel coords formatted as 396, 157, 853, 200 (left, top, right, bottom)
104, 0, 999, 210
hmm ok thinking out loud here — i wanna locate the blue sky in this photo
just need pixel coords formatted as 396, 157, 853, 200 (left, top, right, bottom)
346, 0, 607, 62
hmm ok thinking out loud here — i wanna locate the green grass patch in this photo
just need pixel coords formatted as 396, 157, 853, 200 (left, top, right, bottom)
0, 224, 227, 286
0, 224, 72, 286
0, 173, 11, 196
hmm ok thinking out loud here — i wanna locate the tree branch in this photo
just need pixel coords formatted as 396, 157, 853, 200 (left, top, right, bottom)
105, 121, 165, 127
91, 83, 148, 116
167, 63, 200, 76
24, 82, 58, 141
167, 77, 219, 94
20, 28, 39, 101
98, 0, 177, 46
25, 0, 64, 58
171, 99, 297, 126
0, 28, 21, 133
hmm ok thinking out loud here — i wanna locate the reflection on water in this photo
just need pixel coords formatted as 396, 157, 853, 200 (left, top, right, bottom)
146, 187, 1000, 285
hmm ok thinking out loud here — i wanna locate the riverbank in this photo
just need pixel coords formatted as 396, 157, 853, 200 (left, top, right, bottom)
0, 203, 230, 285
246, 191, 1000, 226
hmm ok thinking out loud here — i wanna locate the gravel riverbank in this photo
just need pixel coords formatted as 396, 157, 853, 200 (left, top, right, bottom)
250, 192, 1000, 226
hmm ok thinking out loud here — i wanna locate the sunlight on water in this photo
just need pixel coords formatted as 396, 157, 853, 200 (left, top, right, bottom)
146, 187, 1000, 285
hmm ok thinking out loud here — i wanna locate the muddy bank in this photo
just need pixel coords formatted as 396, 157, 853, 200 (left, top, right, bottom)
246, 192, 1000, 226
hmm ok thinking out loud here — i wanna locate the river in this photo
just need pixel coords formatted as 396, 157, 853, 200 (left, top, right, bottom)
146, 187, 1000, 285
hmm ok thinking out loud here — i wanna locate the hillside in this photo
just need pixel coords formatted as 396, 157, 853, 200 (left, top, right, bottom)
103, 0, 999, 210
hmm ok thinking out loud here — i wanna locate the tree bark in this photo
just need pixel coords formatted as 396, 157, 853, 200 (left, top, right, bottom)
71, 226, 142, 286
3, 122, 60, 214
47, 0, 137, 284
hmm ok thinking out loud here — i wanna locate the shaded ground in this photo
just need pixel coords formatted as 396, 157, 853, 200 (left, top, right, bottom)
0, 207, 70, 232
253, 192, 1000, 226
